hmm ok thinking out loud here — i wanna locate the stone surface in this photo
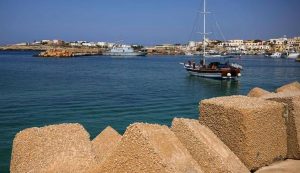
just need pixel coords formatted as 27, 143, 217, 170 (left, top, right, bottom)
276, 81, 300, 93
90, 123, 203, 173
247, 87, 271, 98
199, 95, 287, 171
262, 92, 300, 159
11, 123, 95, 173
39, 49, 74, 57
255, 159, 300, 173
171, 118, 249, 173
91, 126, 121, 164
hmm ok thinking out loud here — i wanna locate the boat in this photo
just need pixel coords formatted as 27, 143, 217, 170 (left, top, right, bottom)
185, 52, 195, 56
204, 50, 234, 58
182, 0, 242, 79
103, 45, 147, 56
270, 52, 282, 58
287, 52, 300, 59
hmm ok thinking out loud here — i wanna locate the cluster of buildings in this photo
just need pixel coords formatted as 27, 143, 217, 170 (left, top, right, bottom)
146, 36, 300, 55
68, 41, 115, 48
15, 39, 65, 46
182, 36, 300, 55
14, 39, 117, 48
12, 36, 300, 55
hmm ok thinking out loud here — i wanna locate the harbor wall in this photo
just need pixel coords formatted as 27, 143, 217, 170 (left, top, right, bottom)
10, 81, 300, 173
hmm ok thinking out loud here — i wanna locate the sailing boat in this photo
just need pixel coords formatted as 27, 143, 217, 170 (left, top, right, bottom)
183, 0, 242, 79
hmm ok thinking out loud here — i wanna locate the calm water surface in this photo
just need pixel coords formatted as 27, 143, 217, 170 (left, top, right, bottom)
0, 51, 300, 172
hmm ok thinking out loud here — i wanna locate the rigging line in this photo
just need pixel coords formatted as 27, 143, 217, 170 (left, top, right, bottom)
212, 13, 227, 41
188, 11, 200, 42
188, 0, 204, 42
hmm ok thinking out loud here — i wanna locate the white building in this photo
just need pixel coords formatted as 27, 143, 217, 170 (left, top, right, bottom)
82, 42, 96, 47
15, 42, 28, 46
41, 40, 51, 44
96, 42, 108, 47
70, 42, 82, 46
269, 37, 287, 45
32, 41, 41, 45
188, 41, 197, 47
107, 43, 115, 48
228, 40, 244, 47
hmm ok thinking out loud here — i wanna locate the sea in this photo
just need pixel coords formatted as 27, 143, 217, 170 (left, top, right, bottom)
0, 51, 299, 172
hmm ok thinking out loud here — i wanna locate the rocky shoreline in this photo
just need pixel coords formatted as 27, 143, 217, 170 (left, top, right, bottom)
10, 81, 300, 173
0, 45, 104, 57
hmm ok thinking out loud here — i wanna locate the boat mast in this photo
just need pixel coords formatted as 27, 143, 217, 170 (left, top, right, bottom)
202, 0, 209, 65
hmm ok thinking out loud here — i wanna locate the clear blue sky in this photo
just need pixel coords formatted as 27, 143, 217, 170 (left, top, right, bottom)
0, 0, 299, 45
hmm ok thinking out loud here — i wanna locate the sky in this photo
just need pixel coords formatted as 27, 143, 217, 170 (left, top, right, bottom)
0, 0, 300, 45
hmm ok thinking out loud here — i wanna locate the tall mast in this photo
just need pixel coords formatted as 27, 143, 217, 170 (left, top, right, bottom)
203, 0, 206, 58
202, 0, 209, 64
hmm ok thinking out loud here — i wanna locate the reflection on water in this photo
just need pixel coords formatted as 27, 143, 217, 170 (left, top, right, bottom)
185, 75, 240, 96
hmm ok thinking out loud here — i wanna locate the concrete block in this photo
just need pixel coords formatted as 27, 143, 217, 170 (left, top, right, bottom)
171, 118, 249, 173
92, 126, 121, 163
262, 92, 300, 159
276, 81, 300, 93
10, 123, 95, 173
199, 95, 287, 171
255, 159, 300, 173
90, 123, 203, 173
247, 87, 271, 98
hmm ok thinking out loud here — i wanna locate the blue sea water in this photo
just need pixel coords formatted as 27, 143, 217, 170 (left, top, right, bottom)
0, 51, 299, 172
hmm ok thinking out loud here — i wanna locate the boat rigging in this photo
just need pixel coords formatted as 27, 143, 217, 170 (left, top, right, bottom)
182, 0, 242, 80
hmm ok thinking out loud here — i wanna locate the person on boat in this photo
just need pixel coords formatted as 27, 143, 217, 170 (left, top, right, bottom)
192, 62, 196, 69
211, 64, 217, 69
200, 60, 204, 66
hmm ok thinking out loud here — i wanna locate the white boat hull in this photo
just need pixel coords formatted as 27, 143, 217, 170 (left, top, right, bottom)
270, 52, 282, 58
102, 52, 147, 56
188, 71, 237, 79
287, 53, 300, 59
185, 52, 194, 56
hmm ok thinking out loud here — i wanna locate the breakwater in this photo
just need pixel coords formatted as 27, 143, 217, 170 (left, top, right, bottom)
10, 81, 300, 173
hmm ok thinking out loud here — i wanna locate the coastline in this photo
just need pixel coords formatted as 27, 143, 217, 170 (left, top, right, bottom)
0, 45, 186, 56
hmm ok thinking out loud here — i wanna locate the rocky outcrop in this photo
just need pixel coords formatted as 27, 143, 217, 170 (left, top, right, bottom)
39, 49, 74, 57
171, 118, 249, 173
276, 81, 300, 93
10, 123, 95, 173
262, 91, 300, 159
255, 159, 300, 173
89, 123, 203, 173
91, 126, 121, 164
247, 87, 271, 97
199, 96, 287, 171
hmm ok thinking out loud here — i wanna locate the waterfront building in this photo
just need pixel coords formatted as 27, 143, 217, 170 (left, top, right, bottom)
244, 40, 262, 51
269, 37, 287, 45
82, 42, 96, 47
14, 42, 28, 46
41, 40, 51, 44
69, 41, 82, 47
155, 44, 178, 50
228, 40, 244, 47
108, 43, 113, 48
188, 41, 197, 47
217, 42, 226, 47
96, 42, 108, 47
52, 40, 64, 45
32, 41, 42, 45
